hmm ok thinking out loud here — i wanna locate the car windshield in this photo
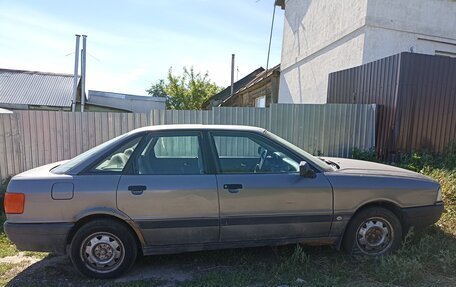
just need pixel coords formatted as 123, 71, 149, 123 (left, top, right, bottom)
264, 131, 335, 172
51, 134, 128, 174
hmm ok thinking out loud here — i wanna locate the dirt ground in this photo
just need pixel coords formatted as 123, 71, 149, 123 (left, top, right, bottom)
1, 246, 286, 287
1, 252, 197, 286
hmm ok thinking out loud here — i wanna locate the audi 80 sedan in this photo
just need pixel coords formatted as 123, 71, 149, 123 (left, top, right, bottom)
4, 125, 443, 278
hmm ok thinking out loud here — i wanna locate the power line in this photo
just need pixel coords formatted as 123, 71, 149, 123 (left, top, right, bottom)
266, 2, 276, 71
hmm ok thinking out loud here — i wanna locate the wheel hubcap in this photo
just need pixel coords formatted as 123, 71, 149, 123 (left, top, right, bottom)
80, 232, 124, 273
356, 217, 393, 255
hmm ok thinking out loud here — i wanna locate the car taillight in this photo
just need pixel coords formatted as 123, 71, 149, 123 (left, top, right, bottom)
4, 193, 25, 214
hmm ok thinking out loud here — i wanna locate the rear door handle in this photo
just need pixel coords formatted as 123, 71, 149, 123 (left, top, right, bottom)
128, 185, 147, 195
223, 184, 243, 193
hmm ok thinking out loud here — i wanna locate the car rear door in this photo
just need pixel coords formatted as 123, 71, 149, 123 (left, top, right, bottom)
116, 131, 220, 246
209, 131, 333, 242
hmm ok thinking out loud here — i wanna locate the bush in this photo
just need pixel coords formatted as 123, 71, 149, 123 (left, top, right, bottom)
353, 141, 456, 171
352, 148, 377, 162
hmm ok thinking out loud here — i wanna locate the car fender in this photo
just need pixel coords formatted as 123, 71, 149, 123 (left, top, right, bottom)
72, 206, 146, 246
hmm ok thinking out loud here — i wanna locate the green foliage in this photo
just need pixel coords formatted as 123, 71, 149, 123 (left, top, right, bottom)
352, 148, 378, 162
353, 141, 456, 172
146, 67, 222, 110
146, 79, 167, 99
0, 215, 18, 258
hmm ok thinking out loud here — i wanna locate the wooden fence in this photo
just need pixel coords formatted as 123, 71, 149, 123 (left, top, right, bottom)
0, 104, 376, 180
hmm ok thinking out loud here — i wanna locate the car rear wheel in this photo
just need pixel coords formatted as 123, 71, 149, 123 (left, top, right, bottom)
69, 219, 137, 279
342, 207, 402, 256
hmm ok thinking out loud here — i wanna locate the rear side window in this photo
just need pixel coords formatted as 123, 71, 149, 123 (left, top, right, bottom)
153, 136, 199, 158
91, 137, 142, 172
52, 133, 128, 174
134, 134, 204, 175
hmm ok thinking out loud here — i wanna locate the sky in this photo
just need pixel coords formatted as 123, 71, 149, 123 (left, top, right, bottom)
0, 0, 284, 95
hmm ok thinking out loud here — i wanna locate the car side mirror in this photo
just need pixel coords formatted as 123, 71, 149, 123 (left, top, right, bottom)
299, 161, 316, 178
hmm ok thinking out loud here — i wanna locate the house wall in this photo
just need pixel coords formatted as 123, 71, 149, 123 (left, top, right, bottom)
363, 0, 456, 63
74, 103, 129, 113
279, 33, 365, 104
224, 81, 272, 107
279, 0, 368, 104
278, 0, 456, 104
223, 71, 280, 108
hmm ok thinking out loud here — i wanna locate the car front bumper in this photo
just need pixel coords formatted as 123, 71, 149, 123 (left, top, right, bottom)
402, 202, 444, 228
3, 222, 74, 255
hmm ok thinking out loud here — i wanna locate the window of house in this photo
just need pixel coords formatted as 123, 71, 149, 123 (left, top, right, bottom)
254, 96, 266, 108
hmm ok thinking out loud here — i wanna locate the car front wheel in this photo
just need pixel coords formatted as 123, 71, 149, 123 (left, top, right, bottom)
343, 207, 402, 256
69, 219, 138, 279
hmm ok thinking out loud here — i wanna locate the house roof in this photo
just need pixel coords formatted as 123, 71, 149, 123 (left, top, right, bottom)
204, 67, 265, 107
0, 68, 76, 108
235, 64, 280, 95
88, 90, 166, 113
0, 108, 13, 114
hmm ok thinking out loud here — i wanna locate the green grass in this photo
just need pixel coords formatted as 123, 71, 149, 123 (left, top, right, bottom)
0, 216, 18, 258
0, 153, 455, 286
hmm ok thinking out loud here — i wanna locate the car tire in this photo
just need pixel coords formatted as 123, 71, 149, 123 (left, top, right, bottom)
69, 219, 138, 279
342, 207, 402, 256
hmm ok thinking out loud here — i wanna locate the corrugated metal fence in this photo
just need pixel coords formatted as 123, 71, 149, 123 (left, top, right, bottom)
328, 52, 456, 157
0, 104, 376, 180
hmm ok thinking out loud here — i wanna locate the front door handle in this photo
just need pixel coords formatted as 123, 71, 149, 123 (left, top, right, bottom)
223, 184, 243, 193
128, 185, 147, 195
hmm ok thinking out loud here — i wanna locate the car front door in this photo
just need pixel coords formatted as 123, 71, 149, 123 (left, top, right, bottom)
116, 131, 219, 246
209, 131, 333, 242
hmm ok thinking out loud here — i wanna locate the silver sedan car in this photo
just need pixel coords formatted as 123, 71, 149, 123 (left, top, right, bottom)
4, 125, 443, 278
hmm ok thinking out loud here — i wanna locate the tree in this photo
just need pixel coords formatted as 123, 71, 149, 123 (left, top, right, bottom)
146, 67, 222, 110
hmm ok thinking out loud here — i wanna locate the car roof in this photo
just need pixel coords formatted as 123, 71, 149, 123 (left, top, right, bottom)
129, 124, 267, 134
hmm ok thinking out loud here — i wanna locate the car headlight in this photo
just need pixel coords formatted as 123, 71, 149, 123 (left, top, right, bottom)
436, 187, 443, 202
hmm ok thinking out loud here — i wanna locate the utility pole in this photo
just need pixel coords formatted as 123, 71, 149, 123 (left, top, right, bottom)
230, 54, 235, 98
71, 35, 80, 112
81, 35, 87, 112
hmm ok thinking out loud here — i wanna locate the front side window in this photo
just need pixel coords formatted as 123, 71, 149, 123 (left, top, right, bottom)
134, 134, 204, 175
212, 132, 299, 174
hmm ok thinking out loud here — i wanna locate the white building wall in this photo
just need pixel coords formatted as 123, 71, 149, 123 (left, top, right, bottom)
363, 0, 456, 63
279, 0, 456, 104
280, 32, 365, 103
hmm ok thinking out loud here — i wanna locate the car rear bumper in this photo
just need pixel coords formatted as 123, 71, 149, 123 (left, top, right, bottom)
402, 203, 444, 228
3, 222, 74, 255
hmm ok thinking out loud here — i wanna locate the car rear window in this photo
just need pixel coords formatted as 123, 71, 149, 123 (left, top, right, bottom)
51, 134, 127, 174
